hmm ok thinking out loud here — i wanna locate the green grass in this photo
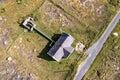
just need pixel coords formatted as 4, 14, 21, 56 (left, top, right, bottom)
0, 0, 119, 80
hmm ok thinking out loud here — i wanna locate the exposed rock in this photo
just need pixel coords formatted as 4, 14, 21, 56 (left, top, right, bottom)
3, 28, 10, 36
24, 3, 29, 7
59, 13, 62, 17
96, 6, 105, 15
7, 57, 12, 62
19, 38, 23, 43
33, 49, 37, 52
3, 40, 8, 45
75, 42, 85, 52
84, 1, 93, 10
42, 2, 73, 28
26, 73, 32, 80
112, 73, 120, 80
79, 0, 86, 3
114, 46, 119, 49
17, 75, 23, 80
61, 22, 65, 27
24, 29, 28, 32
0, 16, 3, 21
114, 64, 116, 67
116, 67, 119, 71
14, 45, 17, 48
0, 0, 6, 3
113, 32, 118, 37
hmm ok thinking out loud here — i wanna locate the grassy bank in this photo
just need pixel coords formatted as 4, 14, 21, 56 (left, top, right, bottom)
83, 21, 120, 80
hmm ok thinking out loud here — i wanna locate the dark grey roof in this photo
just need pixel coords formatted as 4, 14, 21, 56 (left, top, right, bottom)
47, 33, 74, 62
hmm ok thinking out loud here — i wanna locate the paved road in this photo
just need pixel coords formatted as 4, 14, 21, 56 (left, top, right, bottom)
74, 10, 120, 80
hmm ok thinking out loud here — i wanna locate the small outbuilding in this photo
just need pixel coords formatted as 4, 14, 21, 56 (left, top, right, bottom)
47, 33, 74, 62
22, 17, 36, 31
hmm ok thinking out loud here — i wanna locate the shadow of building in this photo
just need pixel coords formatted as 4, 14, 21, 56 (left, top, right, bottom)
37, 33, 61, 61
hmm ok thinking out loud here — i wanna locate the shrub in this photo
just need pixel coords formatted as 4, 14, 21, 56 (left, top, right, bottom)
0, 8, 5, 13
16, 0, 22, 4
108, 0, 119, 7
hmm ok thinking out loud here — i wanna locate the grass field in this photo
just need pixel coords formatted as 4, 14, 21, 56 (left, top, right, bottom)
0, 0, 119, 80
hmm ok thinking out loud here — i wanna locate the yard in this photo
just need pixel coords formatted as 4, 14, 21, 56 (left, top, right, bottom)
0, 0, 119, 80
